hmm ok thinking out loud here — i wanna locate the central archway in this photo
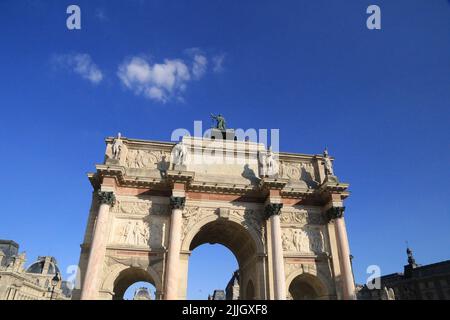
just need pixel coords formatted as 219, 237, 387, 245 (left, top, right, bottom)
180, 216, 265, 300
188, 243, 238, 299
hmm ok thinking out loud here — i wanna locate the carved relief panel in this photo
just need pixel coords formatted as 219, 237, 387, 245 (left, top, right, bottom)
124, 149, 171, 170
281, 226, 324, 254
279, 161, 318, 187
114, 220, 150, 247
109, 198, 169, 249
280, 207, 327, 255
280, 207, 324, 225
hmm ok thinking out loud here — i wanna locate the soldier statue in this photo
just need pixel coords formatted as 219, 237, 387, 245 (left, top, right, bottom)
261, 147, 279, 177
171, 141, 188, 169
322, 148, 334, 176
112, 132, 124, 160
211, 113, 226, 131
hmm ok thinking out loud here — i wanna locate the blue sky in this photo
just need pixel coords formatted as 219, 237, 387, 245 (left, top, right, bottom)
0, 0, 449, 299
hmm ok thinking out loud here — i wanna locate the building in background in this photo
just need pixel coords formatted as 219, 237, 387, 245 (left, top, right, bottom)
0, 240, 72, 300
225, 270, 240, 300
133, 287, 152, 300
357, 248, 450, 300
208, 290, 225, 300
207, 270, 240, 300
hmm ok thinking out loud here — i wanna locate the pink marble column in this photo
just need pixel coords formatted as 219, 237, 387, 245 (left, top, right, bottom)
266, 203, 286, 300
328, 207, 356, 300
164, 196, 185, 300
80, 191, 115, 300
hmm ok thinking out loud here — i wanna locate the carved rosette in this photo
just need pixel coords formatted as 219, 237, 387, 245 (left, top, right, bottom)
326, 206, 345, 222
264, 203, 283, 219
97, 191, 116, 206
170, 196, 186, 210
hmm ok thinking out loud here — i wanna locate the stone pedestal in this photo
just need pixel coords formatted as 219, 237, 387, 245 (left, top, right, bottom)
80, 191, 115, 300
172, 164, 187, 171
210, 128, 237, 141
324, 175, 339, 183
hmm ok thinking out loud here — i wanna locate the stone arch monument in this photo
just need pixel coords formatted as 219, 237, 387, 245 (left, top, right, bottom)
72, 133, 355, 300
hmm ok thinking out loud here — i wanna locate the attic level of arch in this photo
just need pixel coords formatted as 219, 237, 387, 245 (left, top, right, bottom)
88, 136, 349, 205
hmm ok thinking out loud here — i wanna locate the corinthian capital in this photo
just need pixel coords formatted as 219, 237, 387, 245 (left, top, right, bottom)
326, 206, 345, 222
264, 203, 283, 219
97, 191, 116, 206
170, 196, 186, 210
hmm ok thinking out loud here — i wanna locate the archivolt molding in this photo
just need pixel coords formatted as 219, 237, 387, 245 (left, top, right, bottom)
285, 262, 333, 296
180, 206, 265, 254
101, 256, 163, 293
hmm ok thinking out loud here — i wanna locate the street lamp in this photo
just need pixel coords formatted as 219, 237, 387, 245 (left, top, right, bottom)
50, 272, 60, 300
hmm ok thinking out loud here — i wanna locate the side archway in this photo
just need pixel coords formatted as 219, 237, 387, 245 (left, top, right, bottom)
101, 263, 162, 300
286, 272, 328, 300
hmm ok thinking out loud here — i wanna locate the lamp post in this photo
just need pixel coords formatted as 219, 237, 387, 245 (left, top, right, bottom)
50, 272, 60, 300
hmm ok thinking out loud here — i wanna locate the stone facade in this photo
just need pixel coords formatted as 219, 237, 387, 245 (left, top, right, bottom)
0, 240, 71, 300
73, 134, 356, 300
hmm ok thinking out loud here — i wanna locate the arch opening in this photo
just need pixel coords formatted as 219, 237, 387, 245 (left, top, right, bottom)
288, 274, 327, 300
123, 281, 156, 300
189, 219, 258, 264
186, 219, 261, 300
188, 243, 238, 300
112, 267, 157, 300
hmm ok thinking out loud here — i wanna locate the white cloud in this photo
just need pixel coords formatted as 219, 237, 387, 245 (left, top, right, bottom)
192, 54, 207, 79
53, 53, 103, 84
212, 54, 225, 73
147, 86, 164, 101
117, 54, 205, 103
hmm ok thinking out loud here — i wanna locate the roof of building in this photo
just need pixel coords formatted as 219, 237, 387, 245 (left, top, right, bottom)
26, 256, 60, 275
0, 240, 19, 248
133, 287, 152, 300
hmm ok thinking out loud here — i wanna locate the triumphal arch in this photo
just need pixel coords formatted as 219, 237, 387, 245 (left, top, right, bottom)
72, 125, 356, 300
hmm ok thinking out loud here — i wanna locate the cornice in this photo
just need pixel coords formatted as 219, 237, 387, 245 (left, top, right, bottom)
88, 163, 349, 203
